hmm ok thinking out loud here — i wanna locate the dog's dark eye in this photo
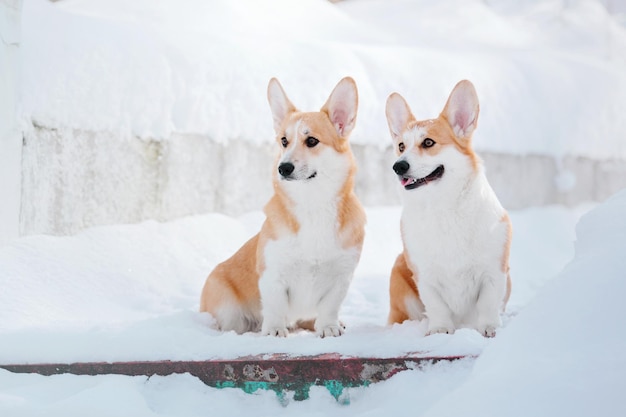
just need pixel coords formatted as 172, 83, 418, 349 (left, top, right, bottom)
305, 137, 319, 148
281, 137, 288, 148
398, 142, 405, 153
421, 138, 436, 148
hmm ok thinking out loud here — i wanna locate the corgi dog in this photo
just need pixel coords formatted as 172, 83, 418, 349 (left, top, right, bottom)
385, 80, 512, 337
200, 77, 366, 337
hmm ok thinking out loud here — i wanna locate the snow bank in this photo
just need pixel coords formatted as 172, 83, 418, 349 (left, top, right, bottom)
420, 188, 626, 417
20, 0, 626, 158
1, 186, 623, 415
14, 0, 626, 236
0, 0, 22, 245
0, 204, 587, 362
11, 0, 626, 236
18, 135, 626, 236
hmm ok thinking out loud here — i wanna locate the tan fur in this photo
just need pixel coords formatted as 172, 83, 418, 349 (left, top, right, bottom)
199, 234, 262, 316
388, 110, 480, 324
199, 77, 365, 334
388, 252, 420, 324
386, 80, 511, 335
393, 117, 480, 171
337, 155, 366, 249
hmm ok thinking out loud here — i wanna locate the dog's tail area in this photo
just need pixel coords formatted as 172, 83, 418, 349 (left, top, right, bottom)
388, 253, 425, 324
200, 276, 262, 334
199, 235, 262, 334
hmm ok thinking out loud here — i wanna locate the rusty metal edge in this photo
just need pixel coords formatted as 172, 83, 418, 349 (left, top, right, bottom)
0, 353, 469, 384
0, 354, 474, 401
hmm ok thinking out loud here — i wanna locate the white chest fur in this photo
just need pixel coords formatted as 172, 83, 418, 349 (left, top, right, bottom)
259, 191, 360, 336
401, 172, 508, 333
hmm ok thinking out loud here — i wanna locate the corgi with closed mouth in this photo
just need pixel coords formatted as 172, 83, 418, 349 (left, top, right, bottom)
200, 77, 366, 337
385, 80, 512, 337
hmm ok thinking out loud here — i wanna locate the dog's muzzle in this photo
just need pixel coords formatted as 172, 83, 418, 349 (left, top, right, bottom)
278, 162, 317, 181
393, 161, 445, 190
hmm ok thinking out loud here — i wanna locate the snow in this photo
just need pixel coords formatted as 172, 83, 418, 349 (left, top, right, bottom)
2, 0, 626, 414
0, 198, 612, 415
420, 189, 626, 417
0, 0, 22, 245
13, 0, 626, 236
19, 0, 626, 158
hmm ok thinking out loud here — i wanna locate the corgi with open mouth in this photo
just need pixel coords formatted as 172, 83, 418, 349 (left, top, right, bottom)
385, 80, 512, 337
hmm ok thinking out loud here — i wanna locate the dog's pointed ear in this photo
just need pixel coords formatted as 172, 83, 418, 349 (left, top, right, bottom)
442, 80, 479, 141
321, 77, 358, 139
385, 93, 414, 140
267, 78, 297, 134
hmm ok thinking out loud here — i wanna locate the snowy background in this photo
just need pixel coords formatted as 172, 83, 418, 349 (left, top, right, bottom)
2, 0, 626, 415
11, 0, 626, 235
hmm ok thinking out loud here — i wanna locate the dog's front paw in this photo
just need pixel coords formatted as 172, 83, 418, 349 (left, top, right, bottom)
477, 325, 497, 338
262, 326, 289, 337
317, 324, 345, 338
426, 326, 455, 336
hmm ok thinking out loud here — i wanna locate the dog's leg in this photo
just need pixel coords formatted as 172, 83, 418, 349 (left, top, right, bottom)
314, 274, 352, 338
475, 274, 505, 337
258, 273, 289, 337
315, 301, 344, 338
420, 283, 455, 335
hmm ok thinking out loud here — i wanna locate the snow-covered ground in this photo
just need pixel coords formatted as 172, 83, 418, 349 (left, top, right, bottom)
3, 197, 619, 415
0, 203, 590, 361
2, 0, 626, 415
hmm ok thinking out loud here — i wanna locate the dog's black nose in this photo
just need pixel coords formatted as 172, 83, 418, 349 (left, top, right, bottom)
278, 162, 295, 177
393, 160, 410, 175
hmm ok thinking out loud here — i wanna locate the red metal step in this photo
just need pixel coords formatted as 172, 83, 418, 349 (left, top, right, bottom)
0, 353, 469, 402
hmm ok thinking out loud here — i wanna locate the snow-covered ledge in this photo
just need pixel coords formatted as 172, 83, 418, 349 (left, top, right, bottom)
13, 0, 626, 236
0, 0, 22, 245
19, 127, 626, 236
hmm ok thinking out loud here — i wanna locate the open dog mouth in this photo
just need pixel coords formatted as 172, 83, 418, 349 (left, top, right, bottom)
400, 165, 445, 190
282, 172, 317, 181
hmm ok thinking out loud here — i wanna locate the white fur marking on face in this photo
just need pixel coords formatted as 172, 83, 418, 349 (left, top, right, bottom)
282, 119, 304, 163
299, 122, 310, 140
291, 119, 302, 142
397, 126, 426, 154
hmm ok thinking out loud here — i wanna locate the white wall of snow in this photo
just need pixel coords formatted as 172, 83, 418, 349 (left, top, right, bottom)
19, 0, 626, 158
19, 129, 276, 235
0, 0, 22, 245
14, 0, 626, 236
19, 129, 626, 236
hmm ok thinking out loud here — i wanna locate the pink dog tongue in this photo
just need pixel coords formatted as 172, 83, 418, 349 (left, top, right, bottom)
401, 177, 416, 187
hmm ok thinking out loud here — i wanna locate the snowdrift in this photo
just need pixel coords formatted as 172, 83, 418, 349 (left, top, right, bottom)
0, 188, 624, 414
13, 0, 626, 235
